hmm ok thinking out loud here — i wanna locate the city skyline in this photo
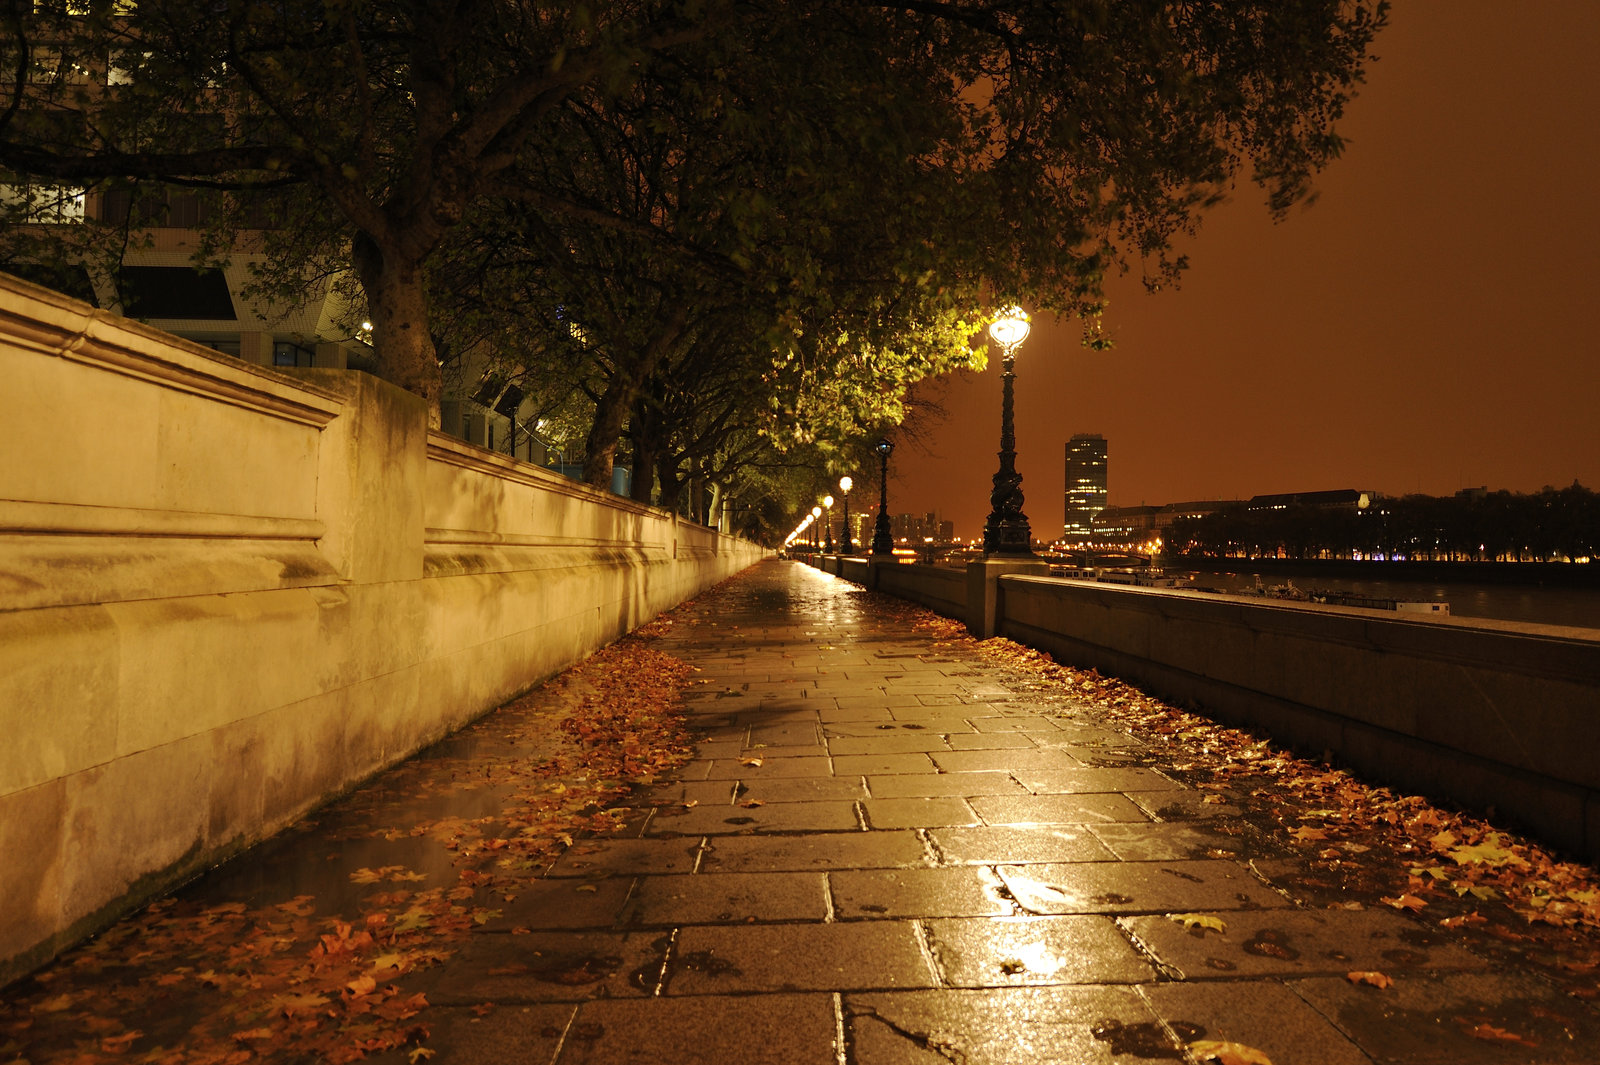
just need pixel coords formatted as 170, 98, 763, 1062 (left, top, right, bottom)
893, 0, 1600, 541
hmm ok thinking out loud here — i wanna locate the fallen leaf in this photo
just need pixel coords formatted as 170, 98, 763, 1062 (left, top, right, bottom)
347, 975, 378, 996
739, 799, 765, 808
739, 757, 764, 767
408, 1049, 437, 1063
1347, 971, 1393, 989
100, 1029, 144, 1053
1168, 913, 1227, 934
1380, 894, 1428, 913
1465, 1023, 1538, 1047
1201, 794, 1226, 805
1188, 1039, 1274, 1065
232, 1028, 275, 1043
1290, 826, 1328, 843
575, 884, 599, 893
1439, 913, 1487, 930
682, 799, 699, 809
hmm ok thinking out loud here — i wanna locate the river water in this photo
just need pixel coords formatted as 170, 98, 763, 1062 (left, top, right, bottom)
1170, 567, 1600, 632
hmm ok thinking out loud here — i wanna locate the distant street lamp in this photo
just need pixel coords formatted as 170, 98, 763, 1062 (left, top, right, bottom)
871, 438, 896, 556
983, 306, 1034, 556
839, 476, 854, 554
811, 505, 822, 550
823, 495, 835, 552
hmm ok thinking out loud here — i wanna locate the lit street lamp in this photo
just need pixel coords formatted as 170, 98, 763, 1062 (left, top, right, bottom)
839, 476, 854, 554
983, 306, 1034, 556
823, 495, 835, 552
811, 505, 822, 550
871, 438, 895, 556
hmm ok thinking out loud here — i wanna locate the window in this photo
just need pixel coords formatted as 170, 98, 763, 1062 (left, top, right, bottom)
0, 183, 86, 223
272, 342, 313, 367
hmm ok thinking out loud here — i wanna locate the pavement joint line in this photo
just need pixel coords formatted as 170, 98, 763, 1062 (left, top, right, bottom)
831, 991, 848, 1065
544, 1001, 581, 1064
823, 874, 837, 923
912, 917, 945, 988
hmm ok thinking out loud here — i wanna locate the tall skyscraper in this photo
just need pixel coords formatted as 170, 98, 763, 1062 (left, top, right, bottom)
1064, 434, 1108, 542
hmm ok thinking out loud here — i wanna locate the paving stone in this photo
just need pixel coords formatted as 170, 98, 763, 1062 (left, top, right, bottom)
561, 993, 838, 1064
845, 986, 1167, 1064
545, 838, 703, 879
487, 877, 638, 931
627, 872, 828, 925
1288, 970, 1600, 1063
1027, 726, 1146, 748
924, 916, 1154, 986
665, 922, 937, 994
929, 825, 1116, 864
1141, 981, 1372, 1065
997, 860, 1290, 915
1086, 821, 1252, 861
1014, 768, 1183, 794
634, 780, 738, 807
730, 776, 869, 803
945, 732, 1035, 750
828, 734, 954, 755
818, 704, 895, 722
1121, 907, 1489, 979
420, 930, 664, 1004
703, 756, 833, 779
968, 716, 1062, 733
861, 797, 981, 829
1126, 790, 1245, 820
831, 868, 1012, 918
828, 720, 970, 738
699, 831, 929, 873
645, 800, 861, 836
890, 704, 987, 721
969, 793, 1150, 825
832, 752, 940, 775
409, 1003, 574, 1062
742, 744, 832, 759
931, 749, 1086, 774
865, 772, 1027, 799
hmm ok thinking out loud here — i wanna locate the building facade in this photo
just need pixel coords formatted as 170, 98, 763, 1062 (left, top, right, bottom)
1063, 433, 1108, 542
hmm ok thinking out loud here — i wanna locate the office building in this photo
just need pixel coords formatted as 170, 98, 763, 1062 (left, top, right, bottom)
1063, 434, 1108, 542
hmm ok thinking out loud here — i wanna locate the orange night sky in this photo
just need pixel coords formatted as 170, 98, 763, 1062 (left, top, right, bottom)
893, 0, 1600, 541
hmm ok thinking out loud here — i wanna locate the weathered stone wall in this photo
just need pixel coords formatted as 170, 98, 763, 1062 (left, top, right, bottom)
0, 276, 764, 985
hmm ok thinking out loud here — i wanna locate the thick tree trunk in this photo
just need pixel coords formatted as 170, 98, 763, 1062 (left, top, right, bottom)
352, 231, 442, 428
628, 393, 659, 504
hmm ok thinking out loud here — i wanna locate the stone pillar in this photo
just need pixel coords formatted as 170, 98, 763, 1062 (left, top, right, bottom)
966, 559, 1050, 639
297, 369, 426, 584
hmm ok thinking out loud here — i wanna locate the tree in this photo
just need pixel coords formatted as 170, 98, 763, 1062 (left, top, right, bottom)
4, 0, 1388, 455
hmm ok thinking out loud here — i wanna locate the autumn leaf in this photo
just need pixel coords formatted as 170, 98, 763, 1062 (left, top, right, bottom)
1289, 826, 1328, 843
1201, 794, 1226, 805
1448, 838, 1528, 869
682, 799, 699, 809
739, 799, 765, 808
232, 1028, 275, 1042
1188, 1039, 1274, 1064
1465, 1023, 1538, 1047
1380, 894, 1428, 913
346, 975, 378, 996
739, 756, 764, 767
99, 1029, 144, 1053
1439, 913, 1487, 930
409, 1049, 437, 1063
1168, 913, 1227, 934
1347, 971, 1393, 989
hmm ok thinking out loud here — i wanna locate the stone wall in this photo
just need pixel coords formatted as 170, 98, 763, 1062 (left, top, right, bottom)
0, 276, 764, 985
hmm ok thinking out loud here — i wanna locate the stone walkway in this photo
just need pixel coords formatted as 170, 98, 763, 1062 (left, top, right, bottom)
407, 560, 1600, 1064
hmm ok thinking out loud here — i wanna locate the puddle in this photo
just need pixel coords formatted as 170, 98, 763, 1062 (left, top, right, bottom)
1091, 1019, 1203, 1059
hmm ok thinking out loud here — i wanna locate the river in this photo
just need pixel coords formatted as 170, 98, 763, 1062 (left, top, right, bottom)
1169, 566, 1600, 632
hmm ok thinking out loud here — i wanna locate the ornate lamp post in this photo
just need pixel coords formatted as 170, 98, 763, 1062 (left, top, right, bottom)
838, 476, 854, 554
810, 505, 822, 551
983, 306, 1034, 556
823, 495, 835, 552
871, 438, 896, 556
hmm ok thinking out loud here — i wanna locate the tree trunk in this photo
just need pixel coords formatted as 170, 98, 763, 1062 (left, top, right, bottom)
628, 393, 659, 504
352, 231, 442, 428
580, 306, 688, 489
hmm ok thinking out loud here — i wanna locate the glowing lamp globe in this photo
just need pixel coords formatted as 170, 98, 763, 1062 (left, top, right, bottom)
988, 306, 1031, 350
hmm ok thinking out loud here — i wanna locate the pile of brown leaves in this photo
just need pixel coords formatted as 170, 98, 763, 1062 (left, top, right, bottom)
1, 639, 693, 1064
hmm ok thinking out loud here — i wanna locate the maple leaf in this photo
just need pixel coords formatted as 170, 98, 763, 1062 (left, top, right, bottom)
408, 1049, 437, 1063
347, 975, 378, 996
1168, 913, 1227, 934
1188, 1039, 1274, 1065
1347, 971, 1393, 989
1290, 826, 1328, 843
1380, 894, 1428, 913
